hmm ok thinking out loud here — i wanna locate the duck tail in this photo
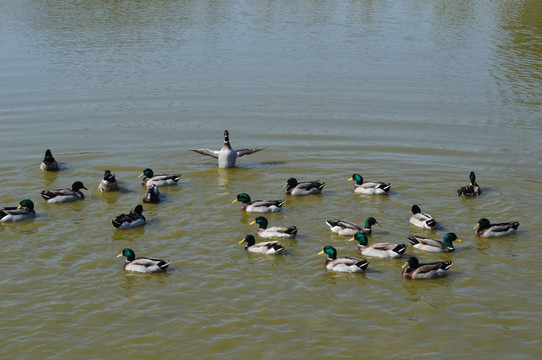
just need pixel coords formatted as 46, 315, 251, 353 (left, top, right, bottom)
40, 190, 54, 201
287, 226, 298, 235
159, 261, 170, 270
407, 236, 419, 245
272, 244, 284, 252
393, 244, 408, 255
356, 259, 369, 271
325, 219, 339, 228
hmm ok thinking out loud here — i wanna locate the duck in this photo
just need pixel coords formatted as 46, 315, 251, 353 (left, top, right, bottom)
191, 130, 264, 168
348, 173, 391, 195
40, 149, 59, 171
318, 245, 369, 273
117, 248, 170, 273
249, 216, 298, 238
112, 205, 146, 229
408, 232, 462, 252
457, 171, 481, 196
325, 217, 379, 236
98, 170, 119, 192
142, 184, 161, 203
350, 232, 407, 259
239, 234, 284, 254
0, 199, 36, 222
410, 205, 437, 229
474, 218, 520, 237
284, 177, 325, 195
232, 193, 285, 213
41, 181, 87, 203
139, 168, 181, 187
401, 257, 453, 279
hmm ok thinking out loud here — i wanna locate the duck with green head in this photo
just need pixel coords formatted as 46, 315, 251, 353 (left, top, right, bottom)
474, 218, 519, 237
139, 168, 181, 187
284, 177, 325, 196
350, 232, 407, 259
401, 257, 452, 279
318, 245, 369, 273
117, 248, 170, 273
249, 216, 298, 238
239, 234, 284, 254
41, 181, 87, 203
0, 199, 36, 222
408, 232, 462, 252
232, 193, 285, 213
325, 217, 379, 236
348, 173, 391, 195
457, 171, 481, 196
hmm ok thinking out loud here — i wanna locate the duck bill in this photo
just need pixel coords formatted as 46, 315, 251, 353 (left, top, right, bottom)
249, 220, 256, 225
348, 237, 355, 242
238, 239, 246, 245
347, 177, 353, 181
138, 173, 145, 178
474, 224, 480, 230
17, 204, 22, 209
456, 238, 463, 243
317, 249, 324, 255
401, 262, 408, 269
116, 253, 123, 258
231, 199, 238, 204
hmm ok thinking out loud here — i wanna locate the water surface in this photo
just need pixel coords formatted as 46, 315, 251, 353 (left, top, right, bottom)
1, 0, 541, 359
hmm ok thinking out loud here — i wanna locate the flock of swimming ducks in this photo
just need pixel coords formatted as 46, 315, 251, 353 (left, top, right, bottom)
1, 131, 521, 279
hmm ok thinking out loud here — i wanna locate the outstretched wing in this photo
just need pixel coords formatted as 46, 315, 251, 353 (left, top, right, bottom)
235, 148, 264, 158
191, 149, 220, 159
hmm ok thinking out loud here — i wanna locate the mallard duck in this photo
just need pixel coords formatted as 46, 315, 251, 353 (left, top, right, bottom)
139, 168, 181, 187
249, 216, 298, 238
112, 205, 146, 229
474, 218, 519, 237
457, 171, 481, 196
401, 257, 452, 279
410, 205, 437, 229
0, 199, 36, 222
239, 234, 284, 254
191, 130, 264, 168
143, 184, 161, 203
408, 232, 462, 252
325, 217, 379, 236
117, 248, 170, 273
41, 181, 87, 203
98, 170, 119, 192
348, 173, 391, 195
40, 149, 59, 171
232, 193, 285, 213
284, 177, 325, 195
318, 245, 369, 273
350, 232, 407, 259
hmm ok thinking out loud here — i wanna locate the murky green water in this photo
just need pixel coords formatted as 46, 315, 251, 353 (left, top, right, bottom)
1, 0, 541, 358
